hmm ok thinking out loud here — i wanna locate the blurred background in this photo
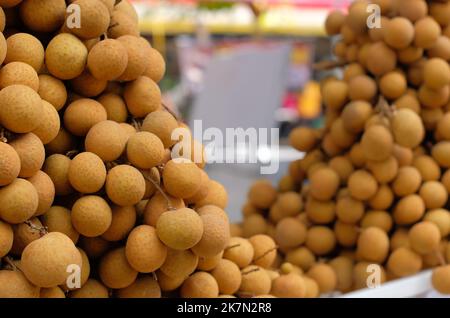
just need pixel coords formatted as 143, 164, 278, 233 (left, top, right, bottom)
132, 0, 351, 221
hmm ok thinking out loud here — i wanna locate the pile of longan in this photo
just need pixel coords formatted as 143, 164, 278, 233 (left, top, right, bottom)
0, 0, 247, 299
233, 0, 450, 298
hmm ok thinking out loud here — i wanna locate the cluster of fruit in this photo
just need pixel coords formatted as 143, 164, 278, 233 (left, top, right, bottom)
234, 0, 450, 297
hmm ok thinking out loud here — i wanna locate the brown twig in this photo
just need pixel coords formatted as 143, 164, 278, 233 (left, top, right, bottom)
253, 247, 278, 262
141, 169, 176, 211
162, 103, 180, 122
25, 220, 48, 237
224, 243, 241, 251
131, 118, 142, 131
241, 268, 261, 276
2, 256, 20, 272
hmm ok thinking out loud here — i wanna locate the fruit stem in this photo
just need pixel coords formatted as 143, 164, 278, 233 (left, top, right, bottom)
162, 103, 180, 122
24, 220, 48, 237
141, 169, 176, 211
224, 243, 241, 251
2, 256, 19, 272
253, 246, 278, 262
66, 150, 79, 159
375, 96, 395, 119
131, 118, 142, 131
241, 268, 260, 276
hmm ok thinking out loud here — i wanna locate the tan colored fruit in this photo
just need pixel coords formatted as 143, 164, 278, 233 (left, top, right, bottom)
329, 256, 353, 293
99, 247, 138, 289
124, 76, 161, 118
271, 273, 305, 298
413, 155, 441, 181
79, 236, 110, 259
304, 276, 320, 298
387, 247, 422, 277
162, 159, 201, 199
419, 84, 449, 108
0, 178, 38, 224
307, 263, 337, 294
97, 93, 128, 123
38, 75, 67, 111
106, 164, 145, 206
116, 276, 161, 298
141, 110, 179, 148
424, 209, 450, 237
192, 213, 229, 257
392, 166, 422, 196
85, 120, 127, 162
367, 42, 397, 76
424, 58, 450, 90
242, 214, 267, 238
102, 205, 136, 242
419, 181, 448, 209
45, 128, 77, 156
68, 152, 106, 194
143, 190, 184, 226
432, 265, 450, 294
32, 100, 60, 145
155, 270, 184, 292
125, 225, 167, 273
88, 39, 128, 81
143, 48, 166, 83
384, 17, 414, 49
10, 217, 42, 256
181, 272, 219, 298
361, 125, 393, 162
289, 127, 318, 152
306, 226, 336, 256
46, 33, 88, 80
249, 234, 277, 268
0, 270, 40, 298
9, 133, 45, 178
43, 154, 74, 196
367, 156, 398, 184
305, 197, 335, 224
348, 170, 378, 201
196, 179, 228, 209
197, 251, 223, 271
71, 195, 112, 237
223, 237, 254, 268
0, 142, 20, 186
0, 61, 38, 91
126, 132, 164, 169
393, 194, 425, 225
341, 101, 372, 134
0, 84, 42, 133
428, 36, 450, 60
390, 228, 411, 251
160, 248, 198, 279
239, 265, 272, 297
70, 279, 109, 298
116, 35, 147, 81
247, 179, 277, 210
64, 99, 107, 136
27, 171, 55, 216
69, 0, 110, 39
186, 170, 210, 204
274, 217, 306, 250
321, 80, 348, 111
286, 247, 316, 272
361, 210, 393, 233
211, 259, 241, 295
380, 72, 407, 100
325, 10, 345, 35
357, 227, 389, 263
21, 232, 81, 288
108, 10, 139, 39
42, 206, 79, 244
353, 262, 386, 290
20, 0, 65, 32
40, 287, 65, 298
156, 208, 203, 250
336, 195, 364, 224
5, 33, 44, 71
309, 167, 340, 201
432, 141, 450, 167
368, 184, 394, 210
70, 71, 107, 97
409, 221, 441, 255
334, 221, 359, 247
414, 17, 441, 49
63, 248, 90, 291
0, 220, 13, 257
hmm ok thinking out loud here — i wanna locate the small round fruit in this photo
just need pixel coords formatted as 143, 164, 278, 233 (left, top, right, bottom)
0, 142, 20, 186
0, 220, 13, 257
181, 272, 219, 298
68, 152, 106, 194
408, 221, 441, 255
43, 154, 73, 196
348, 170, 378, 201
196, 180, 228, 209
309, 167, 340, 201
116, 35, 147, 81
0, 270, 40, 298
289, 127, 318, 152
69, 279, 109, 298
64, 99, 107, 136
357, 227, 390, 263
384, 17, 414, 49
367, 42, 397, 76
85, 120, 127, 162
361, 125, 393, 162
306, 226, 336, 256
143, 48, 166, 83
99, 247, 138, 289
160, 249, 198, 279
38, 75, 67, 111
5, 33, 44, 71
141, 110, 179, 148
20, 0, 66, 32
162, 159, 202, 199
387, 247, 422, 277
211, 259, 241, 295
247, 179, 277, 210
271, 274, 306, 298
126, 132, 164, 169
0, 61, 39, 91
414, 17, 441, 49
0, 178, 38, 224
394, 194, 425, 225
239, 265, 271, 296
101, 205, 136, 242
33, 100, 60, 145
307, 263, 337, 294
106, 165, 146, 206
71, 195, 112, 238
424, 58, 450, 90
222, 237, 254, 269
275, 217, 307, 250
124, 76, 161, 118
249, 234, 277, 269
69, 0, 110, 39
116, 276, 161, 298
42, 206, 79, 244
88, 39, 128, 80
432, 265, 450, 294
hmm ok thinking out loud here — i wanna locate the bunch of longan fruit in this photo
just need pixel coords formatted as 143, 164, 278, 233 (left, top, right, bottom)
0, 0, 252, 299
234, 0, 450, 298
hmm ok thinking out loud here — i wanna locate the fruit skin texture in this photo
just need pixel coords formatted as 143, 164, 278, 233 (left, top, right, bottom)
348, 170, 378, 201
124, 76, 162, 118
387, 247, 423, 277
71, 195, 112, 237
116, 276, 161, 298
271, 273, 306, 298
391, 109, 425, 148
88, 39, 128, 81
143, 48, 166, 83
42, 206, 79, 244
125, 225, 167, 273
156, 208, 204, 250
20, 0, 66, 32
0, 84, 42, 133
99, 248, 138, 289
21, 232, 82, 288
68, 152, 106, 194
0, 270, 40, 298
249, 234, 277, 269
192, 213, 230, 257
141, 110, 179, 148
85, 120, 127, 162
223, 237, 254, 269
180, 272, 219, 298
69, 279, 109, 298
239, 265, 272, 296
43, 154, 74, 196
247, 180, 277, 210
10, 133, 45, 178
0, 142, 20, 186
5, 33, 44, 72
102, 205, 136, 242
356, 227, 390, 264
432, 265, 450, 295
64, 99, 107, 136
38, 75, 67, 111
0, 220, 13, 257
408, 221, 441, 255
162, 159, 202, 199
160, 249, 199, 279
28, 170, 55, 216
0, 61, 39, 91
106, 165, 146, 206
127, 132, 165, 169
0, 178, 38, 224
69, 0, 110, 39
33, 100, 61, 145
211, 259, 242, 295
46, 33, 88, 80
196, 180, 228, 209
361, 125, 393, 162
307, 263, 337, 294
116, 35, 147, 81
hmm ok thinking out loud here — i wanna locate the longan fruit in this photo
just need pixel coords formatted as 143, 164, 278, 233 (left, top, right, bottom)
37, 75, 66, 112
64, 99, 107, 136
361, 125, 393, 162
305, 226, 336, 256
336, 195, 364, 224
349, 143, 366, 168
419, 181, 448, 209
353, 262, 387, 290
108, 10, 139, 39
380, 72, 407, 100
31, 175, 66, 219
397, 46, 424, 65
432, 265, 450, 294
309, 167, 340, 201
9, 133, 45, 179
387, 247, 422, 277
68, 0, 110, 39
392, 166, 421, 196
185, 170, 210, 204
343, 63, 365, 82
413, 155, 441, 181
393, 194, 425, 225
285, 247, 315, 272
347, 1, 370, 34
141, 110, 179, 148
180, 272, 219, 298
70, 71, 107, 97
5, 33, 44, 71
124, 76, 162, 118
330, 118, 356, 148
329, 156, 354, 184
396, 0, 427, 22
223, 237, 254, 269
348, 75, 377, 102
211, 259, 241, 295
408, 221, 441, 255
43, 154, 74, 196
357, 227, 390, 263
125, 225, 167, 273
87, 39, 128, 81
334, 221, 359, 248
99, 247, 138, 289
197, 251, 223, 271
307, 263, 337, 294
162, 159, 201, 199
143, 191, 185, 227
85, 120, 127, 162
0, 0, 22, 8
46, 33, 88, 80
0, 61, 38, 91
423, 58, 450, 90
68, 152, 106, 194
79, 236, 110, 260
249, 234, 277, 269
20, 0, 66, 32
368, 185, 394, 210
367, 156, 398, 184
0, 270, 40, 298
143, 48, 166, 83
418, 84, 449, 109
116, 276, 161, 298
116, 35, 148, 81
367, 42, 397, 76
414, 17, 441, 49
341, 101, 372, 134
271, 274, 306, 298
192, 213, 229, 257
390, 228, 410, 251
384, 17, 414, 50
33, 100, 60, 145
10, 217, 42, 256
0, 142, 20, 186
160, 249, 198, 279
348, 170, 378, 201
303, 276, 320, 298
0, 220, 13, 257
42, 206, 79, 244
106, 165, 146, 206
305, 197, 336, 224
246, 179, 278, 211
70, 279, 109, 298
428, 36, 450, 60
115, 0, 138, 22
45, 128, 77, 156
361, 210, 393, 233
329, 256, 353, 293
71, 195, 112, 238
0, 178, 38, 224
289, 127, 317, 152
156, 208, 203, 250
325, 10, 345, 35
40, 287, 65, 298
274, 217, 307, 250
155, 270, 184, 292
424, 209, 450, 237
322, 80, 348, 111
392, 145, 413, 168
422, 241, 447, 268
102, 205, 136, 242
0, 84, 42, 133
239, 265, 272, 297
126, 132, 164, 169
